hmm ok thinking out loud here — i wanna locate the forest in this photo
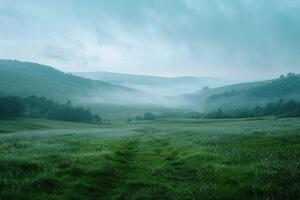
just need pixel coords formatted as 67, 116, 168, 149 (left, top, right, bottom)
0, 95, 101, 123
205, 99, 300, 119
134, 99, 300, 121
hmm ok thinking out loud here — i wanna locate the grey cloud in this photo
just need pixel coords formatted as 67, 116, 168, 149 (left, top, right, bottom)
0, 0, 300, 80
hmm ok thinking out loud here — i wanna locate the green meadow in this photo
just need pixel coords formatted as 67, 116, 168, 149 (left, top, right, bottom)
1, 118, 300, 199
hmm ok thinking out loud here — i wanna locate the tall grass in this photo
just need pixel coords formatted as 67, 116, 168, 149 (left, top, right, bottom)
0, 118, 300, 199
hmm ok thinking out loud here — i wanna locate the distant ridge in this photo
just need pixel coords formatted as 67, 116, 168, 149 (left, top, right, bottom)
0, 60, 140, 103
75, 71, 216, 80
184, 73, 300, 111
74, 71, 231, 96
204, 73, 300, 111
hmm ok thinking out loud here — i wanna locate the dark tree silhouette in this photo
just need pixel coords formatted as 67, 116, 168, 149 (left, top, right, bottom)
0, 95, 102, 123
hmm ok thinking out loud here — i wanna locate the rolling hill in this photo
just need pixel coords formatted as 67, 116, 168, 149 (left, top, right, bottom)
182, 79, 272, 110
0, 60, 187, 120
203, 73, 300, 111
74, 71, 231, 97
3, 60, 298, 118
0, 60, 142, 104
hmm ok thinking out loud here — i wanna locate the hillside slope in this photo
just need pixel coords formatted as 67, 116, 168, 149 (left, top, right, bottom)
204, 73, 300, 111
182, 79, 271, 110
0, 60, 139, 103
74, 71, 230, 96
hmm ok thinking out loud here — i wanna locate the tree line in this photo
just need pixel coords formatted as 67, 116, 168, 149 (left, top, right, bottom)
0, 96, 101, 123
206, 99, 300, 119
132, 99, 300, 121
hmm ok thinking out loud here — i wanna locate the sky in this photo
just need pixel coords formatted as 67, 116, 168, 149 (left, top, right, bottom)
0, 0, 300, 81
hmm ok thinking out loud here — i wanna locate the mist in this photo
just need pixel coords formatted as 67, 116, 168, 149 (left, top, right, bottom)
1, 1, 300, 198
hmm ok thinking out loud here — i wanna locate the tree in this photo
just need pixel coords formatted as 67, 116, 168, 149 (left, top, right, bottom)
0, 96, 24, 119
287, 72, 296, 78
296, 103, 300, 117
143, 112, 156, 120
280, 100, 297, 117
94, 114, 102, 123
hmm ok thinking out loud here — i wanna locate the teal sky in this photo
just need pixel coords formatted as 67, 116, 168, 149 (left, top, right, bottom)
0, 0, 300, 80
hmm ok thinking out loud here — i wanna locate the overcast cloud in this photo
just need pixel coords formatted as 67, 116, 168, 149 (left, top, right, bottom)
0, 0, 300, 81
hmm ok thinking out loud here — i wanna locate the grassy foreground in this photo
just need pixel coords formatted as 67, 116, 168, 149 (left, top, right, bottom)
0, 118, 109, 133
0, 118, 300, 199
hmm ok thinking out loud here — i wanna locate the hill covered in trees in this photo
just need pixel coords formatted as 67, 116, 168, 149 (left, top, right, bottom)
0, 60, 140, 104
204, 73, 300, 111
205, 99, 300, 119
2, 60, 299, 120
182, 79, 271, 110
133, 99, 300, 121
0, 95, 101, 123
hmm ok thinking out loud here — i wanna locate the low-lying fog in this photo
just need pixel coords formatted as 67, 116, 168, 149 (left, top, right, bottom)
75, 71, 233, 96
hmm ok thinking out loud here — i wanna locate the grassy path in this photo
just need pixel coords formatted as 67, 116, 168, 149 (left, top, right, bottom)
1, 118, 300, 199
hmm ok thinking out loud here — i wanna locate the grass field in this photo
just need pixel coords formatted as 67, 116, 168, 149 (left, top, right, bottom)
0, 118, 113, 133
0, 118, 300, 199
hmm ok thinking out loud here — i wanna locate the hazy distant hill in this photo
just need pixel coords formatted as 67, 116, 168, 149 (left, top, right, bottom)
74, 71, 230, 96
182, 79, 271, 110
0, 60, 140, 103
204, 73, 300, 111
0, 60, 188, 121
3, 60, 298, 118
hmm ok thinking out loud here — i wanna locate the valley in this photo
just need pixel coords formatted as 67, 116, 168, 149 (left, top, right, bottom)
2, 1, 300, 199
1, 60, 300, 199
